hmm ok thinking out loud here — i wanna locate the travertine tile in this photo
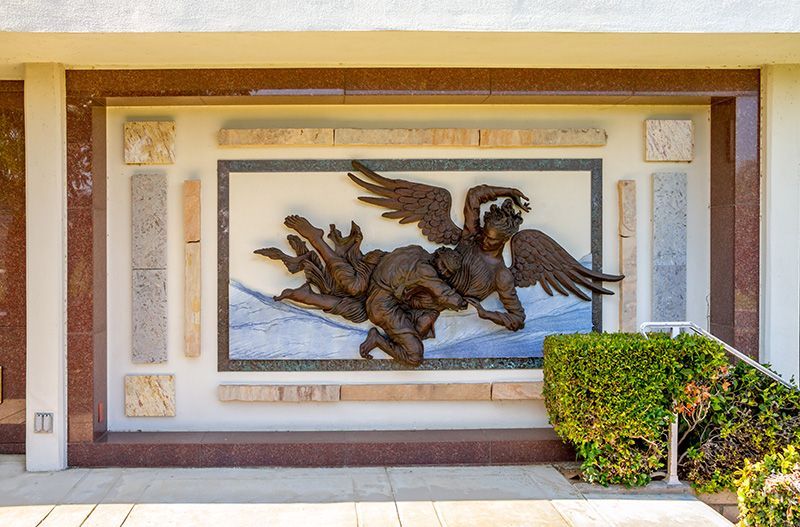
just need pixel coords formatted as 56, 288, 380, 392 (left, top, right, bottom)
618, 180, 638, 332
131, 173, 167, 270
491, 381, 543, 400
217, 128, 333, 147
218, 384, 340, 402
652, 172, 687, 322
125, 375, 175, 417
184, 242, 201, 358
645, 119, 694, 162
340, 383, 490, 401
480, 128, 607, 147
183, 180, 201, 243
124, 121, 175, 165
335, 128, 479, 146
132, 269, 167, 363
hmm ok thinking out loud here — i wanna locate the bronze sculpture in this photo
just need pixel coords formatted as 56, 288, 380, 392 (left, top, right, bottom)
256, 160, 623, 367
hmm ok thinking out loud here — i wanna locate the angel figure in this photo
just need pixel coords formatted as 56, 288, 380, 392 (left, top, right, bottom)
347, 161, 623, 334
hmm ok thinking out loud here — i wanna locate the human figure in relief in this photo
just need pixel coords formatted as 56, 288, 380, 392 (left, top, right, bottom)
256, 160, 623, 367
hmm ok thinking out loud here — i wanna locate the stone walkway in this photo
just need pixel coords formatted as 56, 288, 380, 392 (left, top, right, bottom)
0, 455, 731, 526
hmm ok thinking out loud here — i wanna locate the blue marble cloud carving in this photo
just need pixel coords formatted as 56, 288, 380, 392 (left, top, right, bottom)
229, 256, 593, 361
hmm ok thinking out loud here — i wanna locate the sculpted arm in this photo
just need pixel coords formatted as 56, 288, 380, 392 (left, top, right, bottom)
463, 185, 530, 235
467, 269, 526, 331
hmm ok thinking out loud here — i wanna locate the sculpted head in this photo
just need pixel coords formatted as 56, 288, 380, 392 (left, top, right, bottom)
433, 247, 462, 279
481, 199, 523, 252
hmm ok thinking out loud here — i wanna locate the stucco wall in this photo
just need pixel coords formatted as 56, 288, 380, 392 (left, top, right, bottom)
2, 0, 799, 33
105, 103, 711, 432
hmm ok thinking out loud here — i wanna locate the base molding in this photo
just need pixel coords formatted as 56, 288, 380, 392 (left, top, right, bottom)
68, 428, 573, 468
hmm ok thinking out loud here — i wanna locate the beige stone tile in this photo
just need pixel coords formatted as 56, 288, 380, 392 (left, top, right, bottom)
394, 501, 442, 527
218, 128, 333, 146
38, 504, 95, 527
124, 121, 175, 165
549, 499, 612, 527
183, 180, 201, 243
184, 242, 201, 358
123, 503, 357, 527
617, 180, 637, 333
335, 128, 479, 146
218, 384, 340, 402
341, 382, 490, 401
491, 381, 543, 400
0, 505, 55, 527
434, 499, 569, 527
124, 375, 175, 417
356, 501, 401, 527
480, 128, 607, 147
645, 119, 694, 162
82, 503, 133, 527
582, 495, 731, 527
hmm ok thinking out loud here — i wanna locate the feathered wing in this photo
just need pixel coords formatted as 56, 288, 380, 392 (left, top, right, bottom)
348, 160, 462, 245
510, 229, 624, 301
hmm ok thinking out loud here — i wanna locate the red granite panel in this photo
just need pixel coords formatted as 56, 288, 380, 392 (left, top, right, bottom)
67, 207, 94, 336
0, 209, 26, 329
345, 68, 490, 103
709, 204, 735, 330
0, 326, 25, 400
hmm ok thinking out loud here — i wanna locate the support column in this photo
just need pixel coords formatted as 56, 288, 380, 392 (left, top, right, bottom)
710, 94, 760, 359
763, 65, 800, 383
24, 64, 68, 471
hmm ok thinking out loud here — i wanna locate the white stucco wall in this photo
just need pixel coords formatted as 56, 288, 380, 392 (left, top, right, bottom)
3, 1, 799, 33
105, 103, 710, 432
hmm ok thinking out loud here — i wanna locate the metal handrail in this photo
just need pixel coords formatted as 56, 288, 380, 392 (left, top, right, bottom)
639, 321, 796, 390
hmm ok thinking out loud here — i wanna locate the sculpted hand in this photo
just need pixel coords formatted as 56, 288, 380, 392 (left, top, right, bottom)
511, 190, 531, 213
465, 297, 489, 319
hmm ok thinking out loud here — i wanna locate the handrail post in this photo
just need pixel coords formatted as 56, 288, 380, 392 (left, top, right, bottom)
667, 413, 681, 486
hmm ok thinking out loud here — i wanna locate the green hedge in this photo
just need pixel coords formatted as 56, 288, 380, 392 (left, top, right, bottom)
736, 445, 800, 527
682, 363, 800, 493
543, 332, 728, 486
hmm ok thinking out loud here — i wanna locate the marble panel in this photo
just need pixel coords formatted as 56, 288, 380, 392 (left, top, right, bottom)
645, 119, 694, 162
218, 128, 333, 147
184, 242, 201, 358
340, 383, 491, 401
491, 382, 543, 400
124, 375, 175, 417
335, 128, 479, 146
124, 121, 175, 165
131, 174, 167, 270
618, 180, 638, 332
480, 128, 607, 147
218, 384, 340, 402
183, 180, 201, 243
132, 269, 167, 363
652, 172, 687, 321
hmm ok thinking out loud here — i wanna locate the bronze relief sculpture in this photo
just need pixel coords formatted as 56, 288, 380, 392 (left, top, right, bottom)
256, 160, 623, 367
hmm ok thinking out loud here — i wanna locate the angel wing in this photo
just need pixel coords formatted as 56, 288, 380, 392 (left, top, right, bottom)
348, 160, 462, 245
510, 229, 623, 301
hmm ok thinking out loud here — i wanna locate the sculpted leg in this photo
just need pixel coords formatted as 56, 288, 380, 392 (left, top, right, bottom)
254, 247, 310, 274
358, 328, 423, 367
274, 282, 339, 310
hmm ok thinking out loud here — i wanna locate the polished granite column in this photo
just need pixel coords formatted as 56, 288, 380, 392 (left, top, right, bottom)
710, 96, 760, 358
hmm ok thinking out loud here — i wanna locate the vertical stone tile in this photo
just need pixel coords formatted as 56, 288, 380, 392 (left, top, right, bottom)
183, 180, 201, 243
124, 375, 175, 417
652, 172, 687, 321
124, 121, 175, 165
618, 180, 637, 332
131, 174, 167, 269
132, 269, 167, 363
645, 119, 694, 162
184, 242, 201, 358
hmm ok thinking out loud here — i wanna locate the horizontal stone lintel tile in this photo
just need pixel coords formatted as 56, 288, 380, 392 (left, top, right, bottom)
217, 382, 547, 402
480, 128, 607, 147
218, 128, 333, 146
216, 127, 606, 147
491, 381, 543, 400
340, 382, 491, 401
218, 384, 340, 402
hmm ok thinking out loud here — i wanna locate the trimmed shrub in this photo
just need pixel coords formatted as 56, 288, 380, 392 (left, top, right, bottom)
736, 445, 800, 527
543, 332, 728, 486
681, 363, 800, 493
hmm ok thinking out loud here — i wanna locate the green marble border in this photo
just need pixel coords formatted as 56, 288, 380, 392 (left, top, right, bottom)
218, 158, 603, 372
